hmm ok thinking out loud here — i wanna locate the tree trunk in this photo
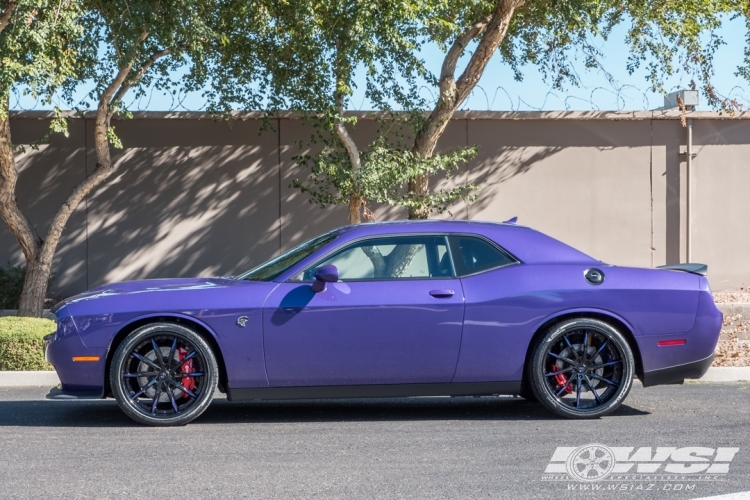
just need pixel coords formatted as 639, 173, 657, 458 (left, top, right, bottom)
334, 111, 362, 225
0, 98, 48, 316
17, 258, 50, 316
0, 74, 122, 316
0, 1, 18, 35
361, 242, 420, 278
348, 193, 361, 224
406, 174, 431, 220
408, 0, 523, 219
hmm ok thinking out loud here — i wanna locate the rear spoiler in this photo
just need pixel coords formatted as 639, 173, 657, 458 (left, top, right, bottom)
656, 263, 708, 276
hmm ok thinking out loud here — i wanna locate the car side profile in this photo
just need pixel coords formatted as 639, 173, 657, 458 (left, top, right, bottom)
44, 220, 722, 426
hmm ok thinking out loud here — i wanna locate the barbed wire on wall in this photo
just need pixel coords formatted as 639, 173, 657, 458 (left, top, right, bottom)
10, 84, 215, 114
11, 80, 750, 114
454, 82, 659, 112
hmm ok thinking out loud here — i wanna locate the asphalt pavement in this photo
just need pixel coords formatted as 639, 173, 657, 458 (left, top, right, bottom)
0, 382, 748, 499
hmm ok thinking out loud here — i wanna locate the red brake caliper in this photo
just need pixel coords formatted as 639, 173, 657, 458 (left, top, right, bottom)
551, 365, 573, 394
178, 347, 196, 393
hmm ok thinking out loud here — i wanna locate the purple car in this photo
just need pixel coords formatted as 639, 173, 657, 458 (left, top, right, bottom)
44, 220, 722, 426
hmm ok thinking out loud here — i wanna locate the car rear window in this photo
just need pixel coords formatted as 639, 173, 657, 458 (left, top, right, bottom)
450, 235, 517, 276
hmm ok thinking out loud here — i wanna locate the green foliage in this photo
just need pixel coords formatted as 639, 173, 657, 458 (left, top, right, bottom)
425, 0, 736, 108
62, 0, 219, 127
212, 0, 478, 219
294, 133, 478, 217
0, 317, 55, 370
204, 0, 430, 114
0, 263, 25, 309
0, 0, 83, 119
224, 0, 744, 219
106, 125, 122, 149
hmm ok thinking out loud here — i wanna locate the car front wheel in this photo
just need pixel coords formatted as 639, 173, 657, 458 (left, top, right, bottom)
110, 322, 219, 426
529, 318, 635, 419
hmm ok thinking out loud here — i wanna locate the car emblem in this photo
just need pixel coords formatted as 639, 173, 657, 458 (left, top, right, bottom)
236, 316, 248, 327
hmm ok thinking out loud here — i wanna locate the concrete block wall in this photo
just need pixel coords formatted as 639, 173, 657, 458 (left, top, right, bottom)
3, 110, 749, 297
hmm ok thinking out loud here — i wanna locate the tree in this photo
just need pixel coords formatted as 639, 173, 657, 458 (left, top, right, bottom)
213, 0, 478, 225
0, 0, 217, 316
293, 126, 478, 222
221, 0, 736, 223
0, 0, 83, 317
406, 0, 735, 218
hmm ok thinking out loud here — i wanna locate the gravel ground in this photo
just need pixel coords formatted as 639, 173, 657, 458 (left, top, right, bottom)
714, 290, 750, 304
0, 384, 748, 499
715, 314, 750, 367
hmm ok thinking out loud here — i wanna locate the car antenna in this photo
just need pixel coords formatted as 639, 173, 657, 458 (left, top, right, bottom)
502, 216, 518, 224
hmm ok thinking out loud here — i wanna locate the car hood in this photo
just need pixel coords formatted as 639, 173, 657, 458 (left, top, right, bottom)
54, 277, 247, 310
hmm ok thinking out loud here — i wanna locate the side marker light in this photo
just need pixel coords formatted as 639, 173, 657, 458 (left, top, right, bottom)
657, 340, 686, 347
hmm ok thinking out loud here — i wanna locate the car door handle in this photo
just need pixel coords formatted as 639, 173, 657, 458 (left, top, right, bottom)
429, 289, 454, 298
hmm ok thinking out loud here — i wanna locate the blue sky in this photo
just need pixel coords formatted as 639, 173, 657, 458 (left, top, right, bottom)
11, 15, 749, 112
409, 15, 750, 112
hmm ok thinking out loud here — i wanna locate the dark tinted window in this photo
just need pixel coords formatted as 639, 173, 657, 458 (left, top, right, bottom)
295, 235, 454, 281
450, 236, 516, 276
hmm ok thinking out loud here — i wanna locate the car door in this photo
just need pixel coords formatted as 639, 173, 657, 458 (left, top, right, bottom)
262, 234, 464, 387
448, 234, 528, 383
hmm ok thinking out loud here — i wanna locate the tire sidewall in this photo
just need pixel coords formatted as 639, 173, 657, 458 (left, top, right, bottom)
110, 322, 219, 426
529, 318, 635, 419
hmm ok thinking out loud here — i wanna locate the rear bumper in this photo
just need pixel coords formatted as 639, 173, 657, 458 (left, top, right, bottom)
640, 353, 714, 388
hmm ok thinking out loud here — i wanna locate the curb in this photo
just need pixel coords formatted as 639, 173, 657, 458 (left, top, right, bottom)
0, 371, 60, 387
0, 309, 56, 320
0, 367, 749, 388
698, 367, 750, 383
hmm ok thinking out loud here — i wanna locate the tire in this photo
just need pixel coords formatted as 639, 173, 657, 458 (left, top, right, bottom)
110, 322, 219, 426
528, 318, 635, 419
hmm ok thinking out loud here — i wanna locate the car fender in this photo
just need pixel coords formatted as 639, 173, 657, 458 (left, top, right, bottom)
108, 311, 223, 352
533, 307, 639, 339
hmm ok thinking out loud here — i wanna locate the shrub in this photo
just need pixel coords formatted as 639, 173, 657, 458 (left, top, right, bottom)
0, 317, 56, 370
0, 263, 26, 309
0, 263, 56, 309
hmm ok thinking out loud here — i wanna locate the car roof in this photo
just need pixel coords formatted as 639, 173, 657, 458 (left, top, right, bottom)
332, 220, 597, 265
336, 219, 528, 235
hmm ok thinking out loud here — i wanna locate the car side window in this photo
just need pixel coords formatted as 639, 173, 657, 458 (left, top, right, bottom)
449, 235, 516, 276
296, 235, 455, 281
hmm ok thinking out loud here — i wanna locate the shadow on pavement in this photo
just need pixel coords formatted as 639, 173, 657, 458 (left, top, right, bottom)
0, 395, 649, 427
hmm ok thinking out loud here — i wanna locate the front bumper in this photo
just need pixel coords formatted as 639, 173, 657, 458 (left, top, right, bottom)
44, 312, 107, 396
640, 353, 714, 387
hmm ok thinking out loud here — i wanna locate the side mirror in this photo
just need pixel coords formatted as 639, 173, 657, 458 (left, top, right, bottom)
310, 265, 338, 293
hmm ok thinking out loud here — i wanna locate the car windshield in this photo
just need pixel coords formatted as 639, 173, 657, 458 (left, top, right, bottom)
237, 231, 339, 281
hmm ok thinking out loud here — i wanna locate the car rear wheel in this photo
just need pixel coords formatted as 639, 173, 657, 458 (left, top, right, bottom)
529, 318, 635, 419
110, 323, 218, 426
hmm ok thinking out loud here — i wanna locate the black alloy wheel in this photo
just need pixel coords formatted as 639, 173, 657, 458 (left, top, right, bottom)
110, 322, 218, 426
529, 318, 635, 419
